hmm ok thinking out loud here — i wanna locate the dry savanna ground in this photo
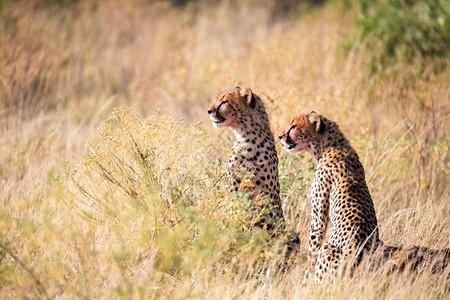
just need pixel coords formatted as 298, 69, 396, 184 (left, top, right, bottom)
0, 0, 449, 299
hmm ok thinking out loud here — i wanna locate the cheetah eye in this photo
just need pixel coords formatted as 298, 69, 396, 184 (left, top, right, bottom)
217, 100, 228, 111
218, 100, 228, 107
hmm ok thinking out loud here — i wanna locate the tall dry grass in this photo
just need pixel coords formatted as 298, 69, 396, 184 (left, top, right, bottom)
0, 0, 448, 298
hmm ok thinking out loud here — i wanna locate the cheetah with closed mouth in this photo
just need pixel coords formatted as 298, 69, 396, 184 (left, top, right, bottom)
208, 87, 300, 252
279, 111, 449, 282
208, 86, 285, 232
279, 111, 381, 282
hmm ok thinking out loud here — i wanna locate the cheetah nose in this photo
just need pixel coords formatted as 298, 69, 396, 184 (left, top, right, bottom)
207, 109, 212, 114
278, 135, 282, 140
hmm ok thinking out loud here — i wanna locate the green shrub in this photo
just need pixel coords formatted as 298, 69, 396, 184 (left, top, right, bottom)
354, 0, 449, 73
63, 106, 292, 284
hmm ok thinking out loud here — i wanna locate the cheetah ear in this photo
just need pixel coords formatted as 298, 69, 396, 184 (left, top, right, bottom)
309, 113, 325, 134
240, 87, 256, 109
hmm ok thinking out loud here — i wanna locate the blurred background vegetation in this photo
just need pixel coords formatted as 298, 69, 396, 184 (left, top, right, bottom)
354, 0, 449, 74
0, 0, 448, 298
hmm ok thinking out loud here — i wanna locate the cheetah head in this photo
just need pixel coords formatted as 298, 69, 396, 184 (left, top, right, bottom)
278, 111, 325, 155
207, 86, 257, 129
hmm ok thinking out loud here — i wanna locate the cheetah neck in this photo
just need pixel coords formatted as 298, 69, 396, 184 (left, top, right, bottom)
313, 121, 352, 162
232, 112, 275, 154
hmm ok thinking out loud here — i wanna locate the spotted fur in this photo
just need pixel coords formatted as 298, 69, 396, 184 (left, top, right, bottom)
208, 86, 286, 232
279, 112, 381, 283
280, 111, 449, 283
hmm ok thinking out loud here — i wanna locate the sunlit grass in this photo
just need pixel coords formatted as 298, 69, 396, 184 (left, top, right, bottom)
0, 0, 448, 298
